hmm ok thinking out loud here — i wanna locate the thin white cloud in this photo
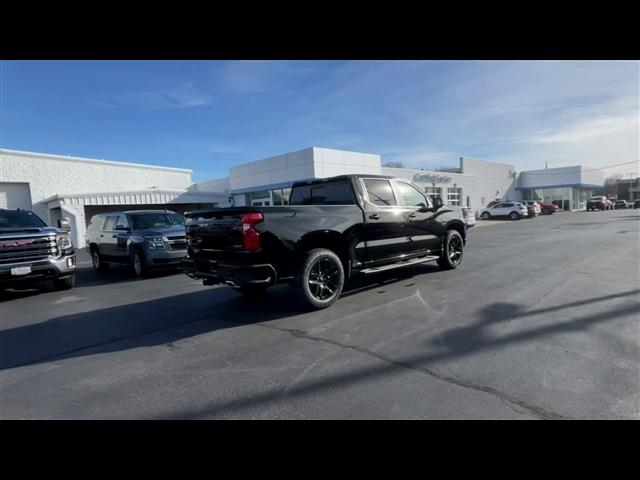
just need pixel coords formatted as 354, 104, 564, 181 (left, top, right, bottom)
98, 81, 214, 110
529, 113, 638, 145
216, 61, 317, 95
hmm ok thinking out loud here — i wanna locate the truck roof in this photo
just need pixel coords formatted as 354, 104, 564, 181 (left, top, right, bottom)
291, 174, 396, 188
92, 209, 180, 216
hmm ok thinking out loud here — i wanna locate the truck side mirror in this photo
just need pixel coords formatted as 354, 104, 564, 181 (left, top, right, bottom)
58, 218, 71, 231
433, 196, 444, 209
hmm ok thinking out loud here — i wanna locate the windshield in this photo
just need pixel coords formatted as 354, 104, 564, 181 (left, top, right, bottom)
0, 210, 47, 229
128, 213, 184, 230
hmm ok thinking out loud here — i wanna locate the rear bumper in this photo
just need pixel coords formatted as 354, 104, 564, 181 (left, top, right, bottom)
182, 257, 277, 287
0, 251, 76, 284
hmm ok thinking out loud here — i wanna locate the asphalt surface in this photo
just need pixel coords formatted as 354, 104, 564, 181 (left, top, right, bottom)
1, 210, 639, 419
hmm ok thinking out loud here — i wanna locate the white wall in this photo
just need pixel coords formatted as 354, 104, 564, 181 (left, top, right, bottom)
581, 167, 605, 187
229, 148, 316, 191
190, 176, 230, 195
518, 166, 582, 189
0, 149, 193, 221
227, 147, 382, 192
312, 147, 381, 177
382, 157, 517, 210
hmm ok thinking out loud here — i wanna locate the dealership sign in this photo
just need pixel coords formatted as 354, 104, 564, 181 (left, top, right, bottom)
412, 173, 452, 184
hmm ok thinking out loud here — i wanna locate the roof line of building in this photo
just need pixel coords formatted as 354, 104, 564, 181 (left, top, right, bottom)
0, 148, 193, 174
515, 183, 604, 190
41, 188, 220, 203
459, 156, 518, 168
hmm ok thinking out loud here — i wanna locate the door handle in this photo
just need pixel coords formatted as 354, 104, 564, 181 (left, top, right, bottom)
100, 234, 104, 237
112, 235, 118, 238
369, 214, 381, 220
407, 212, 417, 219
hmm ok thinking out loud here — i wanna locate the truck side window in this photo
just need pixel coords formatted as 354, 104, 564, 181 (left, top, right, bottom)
289, 180, 356, 205
363, 179, 397, 206
395, 181, 428, 207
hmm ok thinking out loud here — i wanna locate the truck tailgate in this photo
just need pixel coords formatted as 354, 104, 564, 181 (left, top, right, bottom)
185, 208, 260, 252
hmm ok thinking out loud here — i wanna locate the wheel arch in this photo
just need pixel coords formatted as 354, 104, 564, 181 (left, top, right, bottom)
445, 219, 466, 244
295, 230, 352, 277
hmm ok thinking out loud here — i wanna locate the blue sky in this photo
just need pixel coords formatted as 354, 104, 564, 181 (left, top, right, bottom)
1, 60, 638, 181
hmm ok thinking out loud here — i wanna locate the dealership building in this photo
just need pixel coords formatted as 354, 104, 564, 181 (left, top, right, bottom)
1, 147, 604, 247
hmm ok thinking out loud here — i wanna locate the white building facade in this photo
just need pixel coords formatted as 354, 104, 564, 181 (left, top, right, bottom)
1, 146, 605, 248
0, 149, 227, 247
219, 147, 519, 211
517, 165, 605, 211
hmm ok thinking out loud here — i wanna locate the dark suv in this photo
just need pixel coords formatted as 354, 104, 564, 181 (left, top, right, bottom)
85, 210, 187, 277
0, 209, 76, 290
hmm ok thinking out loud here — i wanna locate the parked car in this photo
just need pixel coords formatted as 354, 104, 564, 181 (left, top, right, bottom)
614, 200, 628, 210
0, 208, 76, 290
634, 199, 640, 209
587, 196, 611, 211
86, 210, 187, 277
183, 174, 469, 309
520, 200, 541, 215
479, 202, 528, 220
538, 202, 559, 215
461, 207, 476, 228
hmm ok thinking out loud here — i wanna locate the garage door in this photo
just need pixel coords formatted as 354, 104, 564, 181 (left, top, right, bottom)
0, 183, 32, 210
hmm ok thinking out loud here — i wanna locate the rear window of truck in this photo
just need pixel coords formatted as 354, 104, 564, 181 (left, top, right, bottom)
289, 180, 356, 205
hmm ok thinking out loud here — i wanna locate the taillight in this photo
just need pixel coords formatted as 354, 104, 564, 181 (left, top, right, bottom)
240, 212, 263, 251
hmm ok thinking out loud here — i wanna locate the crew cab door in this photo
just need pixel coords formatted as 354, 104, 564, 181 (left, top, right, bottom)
360, 178, 408, 265
391, 179, 443, 254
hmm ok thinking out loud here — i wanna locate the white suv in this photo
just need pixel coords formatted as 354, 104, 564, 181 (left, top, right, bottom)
479, 202, 528, 220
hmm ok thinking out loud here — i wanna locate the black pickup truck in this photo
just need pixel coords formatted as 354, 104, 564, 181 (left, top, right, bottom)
183, 174, 470, 309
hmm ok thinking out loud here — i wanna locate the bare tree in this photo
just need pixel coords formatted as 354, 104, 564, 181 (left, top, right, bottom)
604, 174, 622, 197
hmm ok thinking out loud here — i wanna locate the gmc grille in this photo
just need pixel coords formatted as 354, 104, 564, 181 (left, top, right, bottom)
0, 236, 59, 265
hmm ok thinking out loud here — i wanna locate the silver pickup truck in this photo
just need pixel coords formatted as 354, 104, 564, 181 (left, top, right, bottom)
0, 208, 76, 290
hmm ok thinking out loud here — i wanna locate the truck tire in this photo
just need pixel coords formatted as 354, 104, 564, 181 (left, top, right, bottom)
91, 246, 109, 272
53, 274, 75, 290
130, 249, 148, 278
292, 248, 344, 309
481, 212, 491, 219
437, 230, 464, 270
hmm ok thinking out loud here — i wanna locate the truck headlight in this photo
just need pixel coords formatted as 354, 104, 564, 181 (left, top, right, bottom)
57, 234, 72, 250
145, 236, 166, 249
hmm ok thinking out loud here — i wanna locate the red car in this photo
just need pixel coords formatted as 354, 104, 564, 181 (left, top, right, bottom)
538, 202, 559, 215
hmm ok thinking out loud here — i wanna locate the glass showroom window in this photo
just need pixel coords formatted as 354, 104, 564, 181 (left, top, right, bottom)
272, 189, 284, 205
271, 188, 292, 205
424, 187, 442, 201
446, 187, 462, 206
282, 188, 291, 205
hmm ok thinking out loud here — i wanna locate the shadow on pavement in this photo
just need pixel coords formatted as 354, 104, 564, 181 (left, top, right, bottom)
155, 289, 639, 419
0, 262, 438, 371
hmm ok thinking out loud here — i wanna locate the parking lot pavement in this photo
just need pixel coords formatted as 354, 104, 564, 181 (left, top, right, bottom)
1, 209, 639, 419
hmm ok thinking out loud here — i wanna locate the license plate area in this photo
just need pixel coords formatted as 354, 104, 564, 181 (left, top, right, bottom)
11, 266, 32, 276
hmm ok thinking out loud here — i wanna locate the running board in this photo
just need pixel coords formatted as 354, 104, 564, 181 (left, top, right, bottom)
360, 255, 439, 274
